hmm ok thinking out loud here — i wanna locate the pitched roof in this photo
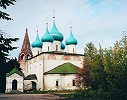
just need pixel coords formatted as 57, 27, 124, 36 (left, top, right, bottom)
24, 74, 37, 80
6, 68, 23, 77
44, 62, 80, 74
20, 28, 32, 55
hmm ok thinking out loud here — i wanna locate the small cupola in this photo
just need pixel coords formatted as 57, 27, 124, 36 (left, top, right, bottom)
41, 23, 54, 42
32, 31, 42, 48
65, 27, 77, 45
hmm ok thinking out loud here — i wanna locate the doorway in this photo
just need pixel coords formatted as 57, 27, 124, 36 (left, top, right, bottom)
12, 79, 17, 90
32, 81, 36, 90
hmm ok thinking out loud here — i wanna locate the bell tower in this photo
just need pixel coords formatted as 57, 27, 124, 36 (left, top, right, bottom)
18, 28, 32, 75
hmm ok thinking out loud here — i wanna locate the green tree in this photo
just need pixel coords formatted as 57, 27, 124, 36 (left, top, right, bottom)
6, 58, 22, 73
0, 0, 17, 93
83, 42, 97, 88
77, 42, 97, 89
0, 0, 16, 20
0, 31, 19, 93
75, 37, 127, 100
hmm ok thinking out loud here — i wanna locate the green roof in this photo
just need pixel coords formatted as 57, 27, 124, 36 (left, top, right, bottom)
44, 62, 80, 74
6, 68, 23, 77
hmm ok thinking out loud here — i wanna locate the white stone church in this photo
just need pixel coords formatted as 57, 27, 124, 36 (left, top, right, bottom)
5, 16, 84, 93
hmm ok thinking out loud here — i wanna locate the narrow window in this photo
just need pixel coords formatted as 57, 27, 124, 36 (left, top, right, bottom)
56, 45, 58, 51
73, 48, 75, 53
56, 80, 58, 86
27, 54, 30, 60
12, 79, 17, 90
48, 46, 49, 51
20, 54, 24, 60
72, 80, 76, 86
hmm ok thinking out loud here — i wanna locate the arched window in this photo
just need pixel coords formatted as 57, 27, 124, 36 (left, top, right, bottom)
20, 54, 24, 60
56, 80, 59, 86
27, 54, 30, 60
12, 79, 17, 90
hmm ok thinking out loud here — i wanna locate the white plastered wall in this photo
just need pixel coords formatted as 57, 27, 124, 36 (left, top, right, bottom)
43, 54, 83, 73
32, 48, 42, 56
52, 41, 61, 51
26, 53, 83, 91
6, 73, 23, 93
44, 74, 77, 90
42, 42, 53, 52
26, 56, 44, 91
66, 45, 77, 53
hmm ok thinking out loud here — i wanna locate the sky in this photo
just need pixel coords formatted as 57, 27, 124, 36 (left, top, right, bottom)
1, 0, 127, 58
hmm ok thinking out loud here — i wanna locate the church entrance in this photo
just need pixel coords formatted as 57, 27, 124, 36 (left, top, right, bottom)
32, 81, 36, 90
12, 79, 17, 90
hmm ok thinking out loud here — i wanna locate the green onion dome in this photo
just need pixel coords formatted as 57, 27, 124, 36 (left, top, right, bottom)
65, 29, 77, 45
61, 42, 65, 50
32, 32, 42, 48
41, 23, 54, 42
50, 19, 64, 41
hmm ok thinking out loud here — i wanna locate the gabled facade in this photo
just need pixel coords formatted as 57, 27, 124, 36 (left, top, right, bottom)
44, 62, 80, 90
6, 68, 24, 92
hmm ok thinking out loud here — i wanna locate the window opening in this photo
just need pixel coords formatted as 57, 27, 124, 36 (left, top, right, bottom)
20, 54, 24, 60
72, 80, 76, 86
12, 80, 17, 90
73, 48, 75, 53
56, 45, 58, 51
56, 80, 58, 86
48, 46, 49, 51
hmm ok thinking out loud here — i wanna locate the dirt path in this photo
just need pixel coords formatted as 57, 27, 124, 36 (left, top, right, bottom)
0, 94, 65, 100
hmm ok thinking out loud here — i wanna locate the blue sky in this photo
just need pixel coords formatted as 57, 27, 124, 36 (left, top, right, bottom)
1, 0, 127, 58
